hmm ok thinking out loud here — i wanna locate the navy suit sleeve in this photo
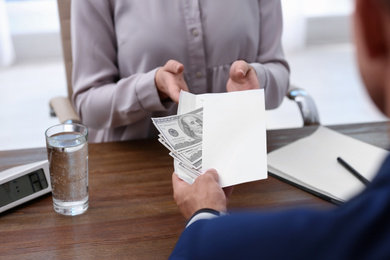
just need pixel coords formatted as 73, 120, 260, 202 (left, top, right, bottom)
170, 155, 390, 260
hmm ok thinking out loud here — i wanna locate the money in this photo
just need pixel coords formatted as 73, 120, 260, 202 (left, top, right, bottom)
152, 107, 203, 152
170, 150, 202, 169
152, 108, 204, 181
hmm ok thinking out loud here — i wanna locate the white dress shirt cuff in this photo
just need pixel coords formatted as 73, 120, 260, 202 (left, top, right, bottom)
186, 208, 226, 228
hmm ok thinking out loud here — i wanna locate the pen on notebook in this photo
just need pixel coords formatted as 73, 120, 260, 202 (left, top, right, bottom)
337, 157, 370, 186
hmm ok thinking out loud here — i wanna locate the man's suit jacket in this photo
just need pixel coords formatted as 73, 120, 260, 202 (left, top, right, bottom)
170, 155, 390, 259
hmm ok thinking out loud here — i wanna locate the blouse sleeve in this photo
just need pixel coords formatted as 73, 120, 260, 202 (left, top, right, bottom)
71, 0, 168, 129
252, 0, 290, 109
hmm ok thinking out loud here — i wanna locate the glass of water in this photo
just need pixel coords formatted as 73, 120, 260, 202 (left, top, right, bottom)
45, 123, 89, 216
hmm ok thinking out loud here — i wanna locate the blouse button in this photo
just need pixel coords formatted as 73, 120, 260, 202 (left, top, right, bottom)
195, 71, 202, 79
191, 29, 199, 37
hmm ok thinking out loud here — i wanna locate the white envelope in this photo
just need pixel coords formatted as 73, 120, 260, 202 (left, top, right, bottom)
176, 89, 268, 187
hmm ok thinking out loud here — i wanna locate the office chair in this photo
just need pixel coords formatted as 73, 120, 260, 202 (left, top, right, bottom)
50, 0, 79, 124
50, 0, 320, 126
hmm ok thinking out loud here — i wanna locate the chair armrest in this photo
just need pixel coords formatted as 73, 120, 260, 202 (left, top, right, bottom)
287, 86, 320, 126
49, 96, 81, 124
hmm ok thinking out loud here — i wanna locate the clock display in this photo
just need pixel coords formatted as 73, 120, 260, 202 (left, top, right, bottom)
0, 169, 48, 207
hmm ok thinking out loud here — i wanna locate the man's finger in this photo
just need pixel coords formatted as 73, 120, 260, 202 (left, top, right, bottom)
172, 172, 189, 190
223, 186, 234, 200
201, 168, 220, 183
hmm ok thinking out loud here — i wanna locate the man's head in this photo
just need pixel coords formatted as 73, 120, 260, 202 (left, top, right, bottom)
354, 0, 390, 116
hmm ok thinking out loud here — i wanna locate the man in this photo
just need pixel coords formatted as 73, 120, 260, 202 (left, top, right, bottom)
169, 0, 390, 259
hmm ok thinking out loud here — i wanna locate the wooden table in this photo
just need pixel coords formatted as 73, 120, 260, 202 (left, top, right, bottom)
0, 122, 389, 259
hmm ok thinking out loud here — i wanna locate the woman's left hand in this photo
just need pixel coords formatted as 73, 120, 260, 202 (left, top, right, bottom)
226, 60, 260, 92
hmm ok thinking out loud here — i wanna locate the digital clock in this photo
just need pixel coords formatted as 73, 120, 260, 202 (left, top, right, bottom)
0, 160, 51, 213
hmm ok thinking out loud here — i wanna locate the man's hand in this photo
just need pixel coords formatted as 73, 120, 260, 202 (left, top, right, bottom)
227, 60, 260, 92
172, 169, 233, 220
155, 60, 189, 103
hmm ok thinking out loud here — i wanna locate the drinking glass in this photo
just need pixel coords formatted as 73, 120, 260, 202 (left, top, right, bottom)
45, 123, 89, 216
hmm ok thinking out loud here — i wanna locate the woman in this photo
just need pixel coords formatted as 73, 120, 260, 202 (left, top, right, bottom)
71, 0, 290, 142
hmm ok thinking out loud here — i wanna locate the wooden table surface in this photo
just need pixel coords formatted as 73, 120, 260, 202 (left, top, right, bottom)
0, 122, 388, 259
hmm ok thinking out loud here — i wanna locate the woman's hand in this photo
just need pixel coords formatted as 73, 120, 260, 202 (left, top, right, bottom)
155, 60, 189, 103
227, 60, 260, 92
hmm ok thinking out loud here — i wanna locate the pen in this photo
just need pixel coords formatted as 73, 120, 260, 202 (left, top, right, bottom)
337, 157, 370, 186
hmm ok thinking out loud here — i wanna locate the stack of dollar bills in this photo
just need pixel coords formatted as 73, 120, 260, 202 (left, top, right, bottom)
152, 107, 204, 179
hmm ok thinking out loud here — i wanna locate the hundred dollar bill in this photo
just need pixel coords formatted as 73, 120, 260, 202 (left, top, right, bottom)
176, 144, 202, 168
152, 107, 203, 152
176, 162, 199, 181
158, 135, 173, 151
170, 146, 202, 170
178, 161, 202, 177
159, 134, 202, 169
